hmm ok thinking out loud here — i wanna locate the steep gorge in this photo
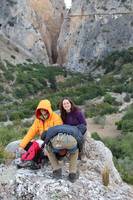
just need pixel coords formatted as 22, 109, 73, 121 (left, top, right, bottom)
0, 0, 133, 72
29, 0, 65, 63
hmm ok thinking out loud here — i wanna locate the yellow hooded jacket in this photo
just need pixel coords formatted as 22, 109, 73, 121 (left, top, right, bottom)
20, 99, 63, 149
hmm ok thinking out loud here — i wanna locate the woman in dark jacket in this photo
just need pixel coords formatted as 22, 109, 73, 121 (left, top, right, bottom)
59, 98, 87, 157
59, 97, 87, 131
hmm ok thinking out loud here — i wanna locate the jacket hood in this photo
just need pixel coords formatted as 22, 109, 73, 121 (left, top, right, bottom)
35, 99, 52, 119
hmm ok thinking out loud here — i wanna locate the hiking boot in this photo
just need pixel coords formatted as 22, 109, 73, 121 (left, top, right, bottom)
68, 172, 79, 183
78, 153, 82, 160
17, 160, 40, 170
30, 161, 41, 170
17, 160, 32, 169
41, 156, 49, 167
53, 168, 62, 179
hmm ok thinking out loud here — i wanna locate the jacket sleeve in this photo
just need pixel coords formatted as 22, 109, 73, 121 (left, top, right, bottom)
77, 111, 87, 125
19, 119, 39, 149
41, 131, 47, 141
53, 113, 63, 126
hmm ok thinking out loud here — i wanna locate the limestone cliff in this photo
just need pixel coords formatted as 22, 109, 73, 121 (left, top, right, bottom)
57, 0, 133, 72
1, 0, 133, 72
29, 0, 65, 63
0, 0, 65, 65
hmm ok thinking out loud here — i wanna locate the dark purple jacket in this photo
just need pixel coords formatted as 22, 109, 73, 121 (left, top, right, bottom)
64, 110, 87, 126
63, 110, 87, 135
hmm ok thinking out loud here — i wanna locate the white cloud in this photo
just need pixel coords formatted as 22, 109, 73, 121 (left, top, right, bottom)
64, 0, 72, 8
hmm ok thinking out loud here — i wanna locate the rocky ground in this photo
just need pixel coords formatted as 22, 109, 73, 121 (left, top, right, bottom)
0, 138, 133, 200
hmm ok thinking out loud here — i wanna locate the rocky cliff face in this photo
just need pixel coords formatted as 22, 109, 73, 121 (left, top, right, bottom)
1, 138, 133, 200
57, 0, 133, 72
0, 0, 65, 65
29, 0, 65, 63
1, 0, 133, 72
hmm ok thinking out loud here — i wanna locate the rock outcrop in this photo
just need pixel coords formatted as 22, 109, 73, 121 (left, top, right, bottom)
0, 0, 65, 65
1, 138, 133, 200
57, 0, 133, 72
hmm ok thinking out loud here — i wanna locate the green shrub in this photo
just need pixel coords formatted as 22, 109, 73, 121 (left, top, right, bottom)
112, 84, 124, 93
0, 127, 22, 146
85, 102, 118, 117
4, 71, 14, 81
104, 93, 116, 105
100, 74, 119, 91
26, 84, 35, 94
116, 120, 122, 130
48, 76, 57, 91
121, 120, 133, 134
114, 157, 133, 184
121, 63, 133, 80
0, 126, 26, 163
0, 111, 7, 121
93, 115, 106, 128
0, 85, 4, 93
100, 49, 133, 73
0, 95, 5, 102
0, 144, 14, 164
123, 105, 133, 120
14, 87, 29, 98
91, 132, 102, 141
117, 105, 133, 134
103, 133, 133, 184
125, 82, 133, 93
104, 137, 125, 159
9, 111, 25, 121
100, 103, 118, 115
23, 99, 39, 111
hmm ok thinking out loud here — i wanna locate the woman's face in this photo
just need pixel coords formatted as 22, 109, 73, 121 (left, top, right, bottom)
62, 99, 71, 112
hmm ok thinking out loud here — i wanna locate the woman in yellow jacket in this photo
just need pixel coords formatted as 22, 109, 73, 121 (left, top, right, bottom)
19, 99, 63, 149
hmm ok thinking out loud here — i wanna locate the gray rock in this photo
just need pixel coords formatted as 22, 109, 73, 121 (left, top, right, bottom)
0, 0, 65, 65
5, 140, 21, 153
57, 0, 133, 73
0, 137, 133, 200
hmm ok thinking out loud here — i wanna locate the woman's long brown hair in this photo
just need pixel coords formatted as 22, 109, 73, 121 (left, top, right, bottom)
59, 97, 79, 122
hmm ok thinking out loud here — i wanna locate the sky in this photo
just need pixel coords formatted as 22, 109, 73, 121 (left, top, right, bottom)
64, 0, 72, 8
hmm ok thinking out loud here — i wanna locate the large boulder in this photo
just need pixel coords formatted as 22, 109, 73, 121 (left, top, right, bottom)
0, 137, 133, 200
5, 140, 21, 154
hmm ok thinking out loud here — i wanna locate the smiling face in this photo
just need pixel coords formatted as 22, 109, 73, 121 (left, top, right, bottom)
62, 99, 71, 112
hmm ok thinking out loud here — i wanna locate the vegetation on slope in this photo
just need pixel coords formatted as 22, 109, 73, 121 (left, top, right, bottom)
92, 104, 133, 184
0, 48, 133, 184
